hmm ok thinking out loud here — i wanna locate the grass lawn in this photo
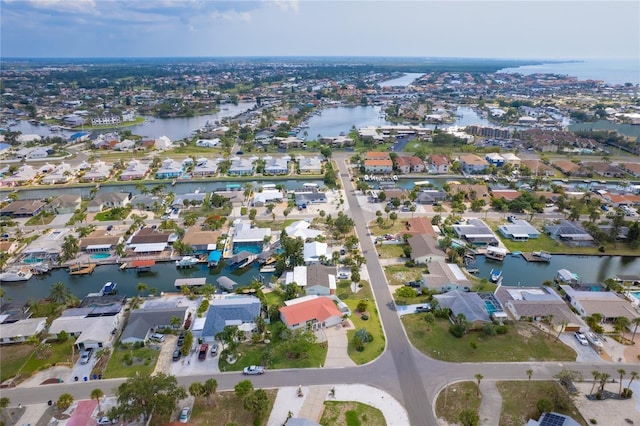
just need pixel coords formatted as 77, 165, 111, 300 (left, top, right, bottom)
369, 220, 409, 236
435, 381, 481, 425
94, 207, 132, 221
188, 390, 277, 426
376, 244, 407, 259
392, 287, 433, 306
320, 401, 386, 426
19, 340, 75, 379
383, 264, 426, 286
401, 317, 577, 362
0, 343, 36, 382
337, 281, 385, 364
498, 381, 587, 426
25, 213, 55, 226
103, 345, 160, 378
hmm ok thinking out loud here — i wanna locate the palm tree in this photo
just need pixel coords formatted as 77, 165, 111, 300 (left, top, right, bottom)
189, 382, 204, 400
526, 369, 533, 396
91, 388, 104, 413
628, 371, 639, 390
598, 372, 611, 397
136, 282, 147, 297
49, 282, 72, 304
614, 316, 631, 340
475, 373, 483, 396
618, 369, 626, 396
590, 371, 601, 395
203, 378, 218, 406
61, 234, 79, 261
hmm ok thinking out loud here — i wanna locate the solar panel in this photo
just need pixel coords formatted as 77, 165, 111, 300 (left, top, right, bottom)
539, 413, 567, 426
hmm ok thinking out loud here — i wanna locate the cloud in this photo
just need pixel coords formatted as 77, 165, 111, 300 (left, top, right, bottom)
22, 0, 98, 14
270, 0, 299, 13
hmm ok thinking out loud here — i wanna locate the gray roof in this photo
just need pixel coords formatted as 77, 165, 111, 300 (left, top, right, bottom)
306, 264, 335, 289
498, 220, 540, 237
434, 290, 491, 323
544, 220, 593, 239
121, 307, 187, 341
408, 234, 444, 259
295, 193, 327, 204
201, 296, 261, 338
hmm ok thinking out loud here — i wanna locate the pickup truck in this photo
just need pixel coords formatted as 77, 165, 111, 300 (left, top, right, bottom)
243, 365, 266, 375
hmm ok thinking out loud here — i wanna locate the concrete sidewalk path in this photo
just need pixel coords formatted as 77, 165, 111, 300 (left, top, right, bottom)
478, 380, 502, 426
297, 385, 331, 422
323, 325, 357, 368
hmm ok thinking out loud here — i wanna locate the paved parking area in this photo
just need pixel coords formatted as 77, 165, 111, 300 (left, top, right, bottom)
558, 333, 602, 362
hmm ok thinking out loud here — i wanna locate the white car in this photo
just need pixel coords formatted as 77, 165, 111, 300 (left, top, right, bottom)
179, 407, 191, 423
574, 332, 589, 346
97, 416, 117, 425
243, 365, 266, 375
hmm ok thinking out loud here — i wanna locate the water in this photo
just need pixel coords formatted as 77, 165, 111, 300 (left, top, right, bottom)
0, 261, 271, 304
379, 73, 424, 87
569, 120, 640, 141
476, 254, 640, 286
498, 59, 640, 85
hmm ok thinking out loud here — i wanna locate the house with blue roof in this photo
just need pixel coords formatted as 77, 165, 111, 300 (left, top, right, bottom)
201, 296, 262, 342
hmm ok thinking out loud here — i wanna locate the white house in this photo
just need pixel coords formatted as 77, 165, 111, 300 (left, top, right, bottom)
196, 138, 220, 148
303, 241, 328, 264
0, 318, 47, 345
155, 136, 173, 150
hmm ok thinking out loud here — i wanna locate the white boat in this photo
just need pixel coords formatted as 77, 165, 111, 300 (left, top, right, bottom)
100, 282, 118, 296
485, 246, 507, 261
490, 269, 502, 283
31, 263, 51, 274
0, 269, 33, 282
585, 332, 604, 350
176, 256, 199, 268
532, 251, 552, 261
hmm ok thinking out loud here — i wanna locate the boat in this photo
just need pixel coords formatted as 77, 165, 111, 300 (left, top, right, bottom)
0, 269, 33, 282
31, 263, 51, 274
511, 251, 522, 256
413, 180, 431, 187
532, 251, 552, 262
485, 246, 507, 261
585, 332, 604, 351
490, 269, 502, 283
100, 282, 118, 296
259, 265, 276, 273
176, 256, 199, 268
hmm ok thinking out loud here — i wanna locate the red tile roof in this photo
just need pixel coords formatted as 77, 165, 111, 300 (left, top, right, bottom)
280, 297, 343, 326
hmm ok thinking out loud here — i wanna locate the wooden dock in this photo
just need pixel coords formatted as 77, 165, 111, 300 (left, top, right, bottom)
175, 278, 207, 288
69, 263, 97, 275
521, 252, 550, 263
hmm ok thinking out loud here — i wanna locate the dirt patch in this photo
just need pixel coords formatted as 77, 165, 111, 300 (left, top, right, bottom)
41, 378, 62, 385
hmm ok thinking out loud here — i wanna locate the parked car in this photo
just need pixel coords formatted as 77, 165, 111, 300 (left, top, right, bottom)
172, 349, 181, 361
150, 333, 165, 343
97, 416, 117, 425
405, 281, 422, 288
574, 331, 589, 346
415, 304, 432, 313
198, 343, 209, 360
210, 343, 218, 356
179, 407, 191, 423
79, 349, 92, 365
243, 365, 266, 375
338, 272, 349, 280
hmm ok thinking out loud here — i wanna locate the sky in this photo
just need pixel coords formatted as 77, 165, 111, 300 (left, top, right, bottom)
1, 0, 639, 60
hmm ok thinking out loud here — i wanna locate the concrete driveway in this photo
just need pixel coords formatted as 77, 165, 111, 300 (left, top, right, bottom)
558, 333, 601, 362
322, 322, 356, 368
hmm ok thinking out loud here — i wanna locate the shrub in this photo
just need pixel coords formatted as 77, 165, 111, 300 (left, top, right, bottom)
482, 323, 496, 336
621, 388, 633, 399
537, 398, 553, 414
395, 286, 417, 299
361, 314, 369, 321
598, 246, 605, 253
404, 260, 416, 267
354, 328, 373, 343
449, 324, 466, 338
496, 325, 508, 334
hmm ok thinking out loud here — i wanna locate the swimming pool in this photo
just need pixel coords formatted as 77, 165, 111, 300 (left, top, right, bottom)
91, 253, 111, 259
24, 257, 45, 264
484, 300, 498, 315
232, 242, 264, 255
630, 292, 640, 304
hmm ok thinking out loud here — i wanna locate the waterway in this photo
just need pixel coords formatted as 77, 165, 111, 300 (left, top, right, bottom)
569, 120, 640, 141
1, 261, 272, 304
379, 73, 424, 87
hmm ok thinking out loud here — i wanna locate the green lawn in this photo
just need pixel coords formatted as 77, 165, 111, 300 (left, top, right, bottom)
0, 344, 36, 382
336, 281, 385, 364
435, 381, 481, 425
369, 220, 409, 236
19, 340, 75, 378
102, 345, 160, 378
498, 381, 587, 426
219, 339, 328, 372
25, 212, 55, 226
188, 390, 277, 426
401, 317, 577, 362
383, 264, 425, 286
320, 401, 386, 426
376, 244, 407, 259
94, 208, 132, 221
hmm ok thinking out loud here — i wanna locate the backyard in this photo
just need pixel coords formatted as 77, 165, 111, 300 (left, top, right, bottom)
401, 317, 577, 362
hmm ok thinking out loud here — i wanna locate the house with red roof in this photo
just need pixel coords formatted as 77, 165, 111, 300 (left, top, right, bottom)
279, 296, 344, 331
429, 154, 450, 174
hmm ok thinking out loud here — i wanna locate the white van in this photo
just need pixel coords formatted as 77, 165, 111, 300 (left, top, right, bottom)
150, 333, 165, 342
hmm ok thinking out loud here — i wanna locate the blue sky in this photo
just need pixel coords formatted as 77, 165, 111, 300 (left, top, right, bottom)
1, 0, 638, 59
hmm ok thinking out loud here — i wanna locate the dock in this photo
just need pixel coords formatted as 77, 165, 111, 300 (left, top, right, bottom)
521, 252, 551, 263
128, 259, 156, 272
69, 263, 97, 275
174, 277, 207, 288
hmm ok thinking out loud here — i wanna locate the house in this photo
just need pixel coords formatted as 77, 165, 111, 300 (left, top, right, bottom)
285, 220, 323, 240
394, 156, 411, 174
404, 217, 435, 237
491, 189, 521, 201
458, 154, 489, 174
49, 194, 82, 215
448, 183, 490, 200
433, 290, 492, 327
1, 165, 38, 186
303, 241, 328, 264
544, 220, 594, 247
120, 306, 187, 344
0, 318, 47, 345
155, 159, 183, 179
41, 162, 73, 185
620, 162, 640, 177
195, 138, 220, 148
276, 136, 304, 149
49, 300, 124, 350
560, 286, 639, 322
279, 296, 344, 330
232, 220, 271, 253
114, 139, 136, 151
303, 264, 337, 296
552, 160, 584, 176
81, 161, 112, 182
91, 115, 121, 126
526, 412, 581, 426
407, 234, 445, 264
298, 156, 323, 174
201, 296, 262, 341
452, 219, 499, 246
228, 158, 254, 176
87, 192, 131, 213
192, 158, 218, 177
263, 157, 289, 175
358, 127, 385, 144
182, 227, 221, 253
127, 228, 173, 254
173, 192, 206, 208
495, 286, 581, 328
155, 136, 173, 150
295, 192, 328, 207
131, 194, 163, 211
501, 153, 521, 169
414, 190, 447, 205
252, 189, 284, 207
485, 153, 505, 167
79, 230, 122, 252
0, 200, 46, 217
119, 160, 149, 181
583, 162, 626, 178
364, 159, 393, 174
0, 240, 19, 255
497, 219, 540, 241
429, 154, 450, 174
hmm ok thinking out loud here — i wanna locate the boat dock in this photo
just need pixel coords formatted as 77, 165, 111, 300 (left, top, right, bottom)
127, 259, 156, 272
174, 277, 207, 288
69, 263, 96, 275
521, 252, 551, 263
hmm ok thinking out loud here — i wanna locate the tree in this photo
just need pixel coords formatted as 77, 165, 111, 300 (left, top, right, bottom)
618, 369, 626, 396
475, 373, 483, 396
91, 388, 104, 413
136, 282, 147, 297
632, 318, 640, 342
590, 371, 601, 395
389, 212, 398, 225
243, 388, 269, 423
424, 312, 435, 331
61, 234, 79, 261
202, 378, 218, 406
235, 379, 254, 398
49, 281, 73, 304
57, 393, 74, 411
189, 381, 205, 400
628, 371, 639, 389
537, 398, 553, 415
108, 373, 187, 422
356, 300, 368, 313
614, 316, 631, 339
0, 397, 12, 423
459, 409, 479, 426
526, 369, 533, 396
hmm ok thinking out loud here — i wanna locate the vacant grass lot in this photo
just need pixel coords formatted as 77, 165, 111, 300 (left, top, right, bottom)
103, 345, 160, 378
337, 281, 385, 364
369, 220, 409, 236
320, 401, 386, 426
383, 264, 425, 286
498, 381, 587, 426
0, 343, 36, 382
402, 317, 577, 362
435, 381, 481, 425
375, 243, 407, 259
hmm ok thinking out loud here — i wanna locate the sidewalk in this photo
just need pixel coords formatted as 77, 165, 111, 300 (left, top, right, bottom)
477, 380, 502, 426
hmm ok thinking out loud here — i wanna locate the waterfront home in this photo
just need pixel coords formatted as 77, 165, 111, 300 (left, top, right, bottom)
0, 199, 46, 217
79, 229, 122, 252
121, 306, 187, 344
415, 190, 447, 205
429, 154, 450, 174
87, 192, 131, 213
358, 126, 385, 144
394, 156, 412, 174
485, 153, 505, 167
228, 158, 254, 176
0, 318, 47, 345
49, 194, 82, 215
295, 192, 327, 208
81, 161, 112, 182
155, 135, 173, 150
114, 139, 136, 151
251, 189, 284, 207
409, 156, 426, 173
498, 219, 540, 241
544, 220, 594, 247
279, 296, 344, 331
620, 162, 640, 178
298, 156, 323, 174
232, 220, 271, 254
276, 136, 304, 149
182, 227, 221, 253
458, 154, 489, 174
600, 192, 640, 208
404, 217, 436, 237
501, 153, 521, 168
433, 290, 492, 327
195, 138, 220, 148
490, 189, 521, 201
192, 158, 218, 177
364, 158, 393, 174
131, 194, 163, 211
201, 296, 262, 342
155, 158, 183, 179
91, 114, 121, 126
303, 241, 328, 264
365, 151, 390, 161
552, 160, 584, 177
285, 264, 336, 296
495, 286, 582, 329
451, 218, 499, 246
447, 183, 490, 200
127, 228, 173, 254
285, 220, 324, 240
407, 234, 445, 264
119, 160, 150, 181
41, 162, 72, 185
1, 164, 38, 186
583, 161, 626, 178
263, 157, 289, 175
172, 192, 206, 208
560, 285, 639, 323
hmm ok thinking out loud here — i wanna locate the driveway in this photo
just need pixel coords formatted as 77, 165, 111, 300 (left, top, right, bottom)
558, 333, 601, 362
66, 400, 97, 426
322, 322, 356, 368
